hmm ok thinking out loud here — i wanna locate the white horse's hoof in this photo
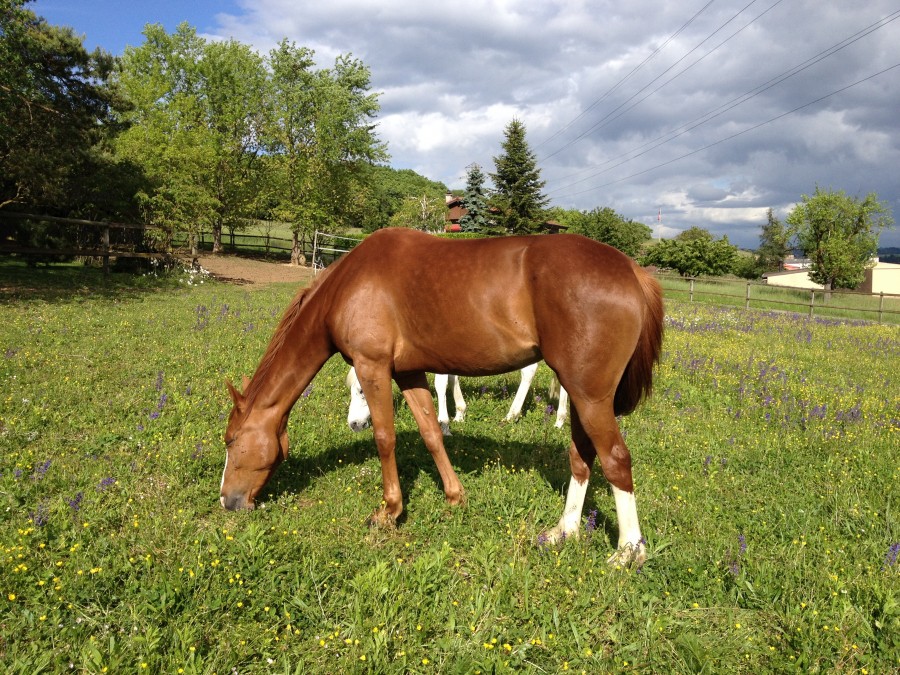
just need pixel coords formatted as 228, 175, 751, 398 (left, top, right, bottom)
539, 524, 578, 546
606, 541, 647, 568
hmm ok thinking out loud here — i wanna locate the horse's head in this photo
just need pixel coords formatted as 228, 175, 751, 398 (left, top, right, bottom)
345, 367, 372, 433
220, 379, 289, 511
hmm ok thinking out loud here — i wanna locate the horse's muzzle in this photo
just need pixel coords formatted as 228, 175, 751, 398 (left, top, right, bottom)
220, 493, 255, 511
348, 419, 371, 433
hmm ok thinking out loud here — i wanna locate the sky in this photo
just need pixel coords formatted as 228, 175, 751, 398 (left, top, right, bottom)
33, 0, 900, 249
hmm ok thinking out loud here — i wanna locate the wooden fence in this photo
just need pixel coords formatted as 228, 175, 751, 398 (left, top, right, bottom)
657, 273, 900, 325
0, 212, 167, 273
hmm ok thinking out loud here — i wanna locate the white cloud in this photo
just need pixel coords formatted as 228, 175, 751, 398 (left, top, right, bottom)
167, 1, 900, 247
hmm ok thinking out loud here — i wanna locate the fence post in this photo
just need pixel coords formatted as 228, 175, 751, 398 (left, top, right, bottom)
102, 225, 110, 274
878, 292, 884, 324
745, 281, 751, 310
809, 290, 815, 319
689, 279, 695, 302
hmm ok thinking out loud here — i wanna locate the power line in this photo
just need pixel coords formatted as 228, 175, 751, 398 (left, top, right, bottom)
549, 9, 900, 191
533, 0, 718, 152
551, 62, 900, 199
542, 0, 783, 162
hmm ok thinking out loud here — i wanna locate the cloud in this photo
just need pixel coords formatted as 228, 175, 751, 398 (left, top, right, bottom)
206, 0, 900, 248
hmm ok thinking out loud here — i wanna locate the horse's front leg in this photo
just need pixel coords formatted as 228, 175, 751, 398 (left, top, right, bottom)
355, 364, 404, 528
397, 372, 465, 506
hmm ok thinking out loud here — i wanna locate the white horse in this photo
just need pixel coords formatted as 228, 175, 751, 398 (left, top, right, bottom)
346, 363, 568, 434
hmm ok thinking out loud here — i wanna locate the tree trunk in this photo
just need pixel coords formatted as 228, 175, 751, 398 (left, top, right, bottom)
212, 222, 222, 254
291, 230, 305, 266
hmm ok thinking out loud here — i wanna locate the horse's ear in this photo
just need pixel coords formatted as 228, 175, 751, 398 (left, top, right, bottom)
226, 379, 245, 409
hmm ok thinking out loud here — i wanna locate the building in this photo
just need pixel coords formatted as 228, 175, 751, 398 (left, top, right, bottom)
443, 193, 568, 234
764, 259, 900, 294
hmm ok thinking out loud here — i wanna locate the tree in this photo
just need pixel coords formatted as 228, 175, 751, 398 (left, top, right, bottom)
458, 163, 491, 233
363, 166, 447, 232
786, 187, 893, 290
568, 206, 651, 258
265, 41, 386, 263
641, 234, 738, 277
490, 119, 548, 234
388, 194, 445, 231
116, 25, 268, 255
756, 208, 792, 272
1, 0, 120, 211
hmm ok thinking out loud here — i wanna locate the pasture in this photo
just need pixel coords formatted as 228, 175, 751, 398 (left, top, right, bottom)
0, 260, 897, 673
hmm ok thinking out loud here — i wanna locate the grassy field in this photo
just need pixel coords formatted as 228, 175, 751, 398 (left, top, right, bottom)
0, 260, 897, 673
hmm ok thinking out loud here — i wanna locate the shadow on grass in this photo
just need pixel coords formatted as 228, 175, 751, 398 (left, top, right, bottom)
262, 428, 618, 544
0, 258, 190, 303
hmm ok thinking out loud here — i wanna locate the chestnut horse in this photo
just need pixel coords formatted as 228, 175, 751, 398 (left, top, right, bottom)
222, 228, 663, 566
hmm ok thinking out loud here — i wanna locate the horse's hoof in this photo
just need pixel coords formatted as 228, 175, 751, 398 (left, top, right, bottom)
606, 542, 647, 569
440, 422, 451, 436
367, 509, 398, 530
538, 525, 577, 547
447, 489, 466, 507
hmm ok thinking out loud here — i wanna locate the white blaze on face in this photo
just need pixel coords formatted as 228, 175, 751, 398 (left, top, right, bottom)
220, 451, 229, 508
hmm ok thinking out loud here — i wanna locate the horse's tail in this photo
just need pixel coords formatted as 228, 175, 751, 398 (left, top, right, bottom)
614, 264, 664, 417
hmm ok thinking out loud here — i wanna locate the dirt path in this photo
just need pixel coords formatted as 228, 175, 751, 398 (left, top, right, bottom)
190, 254, 316, 287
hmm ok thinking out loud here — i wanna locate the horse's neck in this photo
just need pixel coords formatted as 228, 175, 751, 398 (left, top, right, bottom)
247, 296, 333, 417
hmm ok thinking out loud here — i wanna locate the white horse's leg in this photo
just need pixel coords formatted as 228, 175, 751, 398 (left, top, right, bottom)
346, 367, 372, 432
505, 363, 538, 421
450, 375, 467, 422
607, 485, 646, 567
555, 385, 569, 428
543, 474, 589, 544
434, 374, 452, 436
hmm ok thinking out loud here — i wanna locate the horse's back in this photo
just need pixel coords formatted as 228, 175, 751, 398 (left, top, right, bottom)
328, 229, 649, 377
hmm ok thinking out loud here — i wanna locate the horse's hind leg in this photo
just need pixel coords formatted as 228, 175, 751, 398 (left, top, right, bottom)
544, 403, 645, 567
397, 372, 465, 506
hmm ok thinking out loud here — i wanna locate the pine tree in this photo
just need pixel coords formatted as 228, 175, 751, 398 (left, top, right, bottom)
490, 119, 548, 234
458, 163, 491, 233
756, 208, 792, 272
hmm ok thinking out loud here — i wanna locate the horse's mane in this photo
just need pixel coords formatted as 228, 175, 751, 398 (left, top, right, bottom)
242, 262, 340, 408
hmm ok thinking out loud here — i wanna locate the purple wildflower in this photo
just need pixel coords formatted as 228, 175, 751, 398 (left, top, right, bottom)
302, 384, 313, 399
32, 459, 51, 481
739, 534, 747, 555
98, 477, 116, 491
155, 371, 164, 391
585, 509, 597, 535
29, 501, 49, 527
884, 543, 900, 570
68, 492, 84, 512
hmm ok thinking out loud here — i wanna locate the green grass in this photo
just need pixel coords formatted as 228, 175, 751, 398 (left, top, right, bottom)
1, 260, 897, 673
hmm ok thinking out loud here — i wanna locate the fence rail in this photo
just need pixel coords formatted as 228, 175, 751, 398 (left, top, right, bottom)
0, 212, 167, 272
657, 273, 900, 324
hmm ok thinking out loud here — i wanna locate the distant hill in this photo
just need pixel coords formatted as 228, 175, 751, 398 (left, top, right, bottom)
878, 247, 900, 264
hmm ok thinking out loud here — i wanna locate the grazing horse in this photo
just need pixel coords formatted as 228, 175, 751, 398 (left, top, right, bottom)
346, 363, 568, 434
222, 228, 663, 566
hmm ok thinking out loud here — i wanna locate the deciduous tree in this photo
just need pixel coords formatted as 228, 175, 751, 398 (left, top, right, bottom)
568, 206, 651, 257
786, 187, 893, 290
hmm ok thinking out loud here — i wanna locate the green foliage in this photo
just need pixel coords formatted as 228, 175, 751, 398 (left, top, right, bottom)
388, 194, 446, 231
361, 166, 448, 232
641, 233, 739, 277
566, 206, 652, 258
787, 187, 893, 290
458, 164, 492, 234
0, 262, 897, 673
0, 0, 122, 212
490, 119, 549, 234
756, 208, 792, 273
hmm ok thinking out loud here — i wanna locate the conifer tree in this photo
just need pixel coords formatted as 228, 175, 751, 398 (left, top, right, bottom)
490, 119, 548, 234
458, 163, 491, 233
